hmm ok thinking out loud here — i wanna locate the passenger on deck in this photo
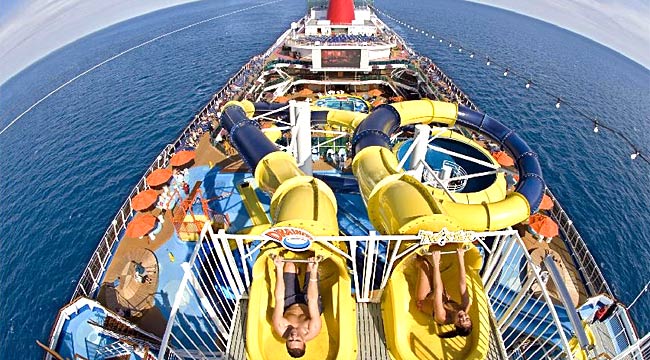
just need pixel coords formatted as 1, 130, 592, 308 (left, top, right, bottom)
415, 248, 473, 338
272, 255, 323, 358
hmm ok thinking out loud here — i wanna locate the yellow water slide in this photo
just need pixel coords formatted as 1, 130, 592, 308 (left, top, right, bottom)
246, 245, 357, 360
220, 101, 356, 359
382, 243, 490, 360
350, 99, 530, 233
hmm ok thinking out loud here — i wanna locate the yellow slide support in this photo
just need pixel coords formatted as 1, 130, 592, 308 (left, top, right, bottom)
382, 243, 490, 360
237, 181, 271, 226
246, 245, 357, 360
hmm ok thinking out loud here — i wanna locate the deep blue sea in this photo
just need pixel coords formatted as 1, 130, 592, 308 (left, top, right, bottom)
0, 0, 648, 357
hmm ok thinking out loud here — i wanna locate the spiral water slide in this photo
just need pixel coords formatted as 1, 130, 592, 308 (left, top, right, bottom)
219, 101, 356, 360
349, 99, 545, 234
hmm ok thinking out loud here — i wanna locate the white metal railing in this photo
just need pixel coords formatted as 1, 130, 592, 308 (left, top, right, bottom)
95, 341, 135, 359
612, 332, 650, 360
482, 232, 582, 360
546, 188, 613, 297
155, 226, 594, 360
157, 226, 246, 360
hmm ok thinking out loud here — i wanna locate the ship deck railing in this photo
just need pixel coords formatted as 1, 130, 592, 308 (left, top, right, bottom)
68, 18, 297, 302
155, 226, 612, 359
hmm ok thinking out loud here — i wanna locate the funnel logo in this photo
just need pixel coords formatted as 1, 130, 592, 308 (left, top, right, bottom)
263, 227, 313, 251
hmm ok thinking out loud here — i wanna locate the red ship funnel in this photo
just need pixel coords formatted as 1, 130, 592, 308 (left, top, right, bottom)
327, 0, 355, 24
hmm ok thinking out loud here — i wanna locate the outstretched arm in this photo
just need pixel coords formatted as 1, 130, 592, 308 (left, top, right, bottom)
304, 257, 322, 341
457, 247, 471, 311
272, 256, 288, 336
431, 251, 447, 324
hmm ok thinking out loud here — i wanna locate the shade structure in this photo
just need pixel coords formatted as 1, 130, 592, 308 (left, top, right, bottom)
131, 189, 159, 211
529, 213, 559, 238
146, 168, 172, 187
539, 194, 554, 210
297, 88, 313, 96
368, 88, 383, 97
170, 150, 195, 167
492, 151, 515, 167
125, 213, 158, 238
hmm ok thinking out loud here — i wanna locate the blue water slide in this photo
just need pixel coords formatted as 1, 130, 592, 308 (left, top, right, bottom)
221, 104, 278, 170
351, 105, 401, 153
456, 105, 545, 212
251, 101, 287, 116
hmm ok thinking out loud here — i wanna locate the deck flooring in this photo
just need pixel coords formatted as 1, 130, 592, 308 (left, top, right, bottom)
517, 225, 589, 306
356, 303, 390, 360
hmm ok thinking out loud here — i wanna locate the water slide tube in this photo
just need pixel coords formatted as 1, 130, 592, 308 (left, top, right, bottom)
382, 243, 490, 360
246, 244, 356, 360
220, 101, 356, 359
351, 99, 545, 233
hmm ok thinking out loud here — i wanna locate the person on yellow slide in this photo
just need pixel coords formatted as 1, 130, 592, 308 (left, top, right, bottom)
415, 248, 473, 338
272, 255, 323, 358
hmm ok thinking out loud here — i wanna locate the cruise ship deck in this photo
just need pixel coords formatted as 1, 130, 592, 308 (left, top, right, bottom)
44, 2, 647, 360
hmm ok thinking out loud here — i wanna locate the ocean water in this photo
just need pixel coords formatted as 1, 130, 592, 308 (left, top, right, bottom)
0, 0, 648, 357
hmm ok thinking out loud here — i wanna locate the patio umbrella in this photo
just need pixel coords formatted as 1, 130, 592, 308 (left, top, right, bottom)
146, 168, 172, 187
170, 150, 195, 167
298, 88, 313, 96
539, 194, 554, 210
125, 213, 158, 238
371, 98, 386, 107
492, 151, 515, 167
131, 189, 159, 211
275, 95, 290, 103
368, 88, 383, 97
528, 213, 559, 238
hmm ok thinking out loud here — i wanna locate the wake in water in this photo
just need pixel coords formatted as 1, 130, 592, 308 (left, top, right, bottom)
0, 0, 284, 136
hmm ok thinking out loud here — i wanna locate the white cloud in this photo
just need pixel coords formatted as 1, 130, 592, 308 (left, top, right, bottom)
0, 0, 198, 85
467, 0, 650, 68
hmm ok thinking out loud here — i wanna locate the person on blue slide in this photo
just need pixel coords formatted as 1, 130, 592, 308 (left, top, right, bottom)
415, 247, 473, 338
272, 255, 323, 358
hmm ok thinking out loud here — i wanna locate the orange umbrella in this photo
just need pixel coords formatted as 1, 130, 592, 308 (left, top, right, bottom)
275, 96, 289, 103
372, 98, 386, 107
125, 214, 158, 238
298, 88, 313, 96
146, 168, 172, 187
368, 89, 383, 97
493, 151, 515, 167
131, 189, 159, 211
539, 194, 554, 210
529, 213, 559, 238
170, 150, 195, 167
